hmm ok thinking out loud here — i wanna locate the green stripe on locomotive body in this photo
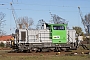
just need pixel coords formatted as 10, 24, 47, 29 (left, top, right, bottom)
49, 24, 67, 44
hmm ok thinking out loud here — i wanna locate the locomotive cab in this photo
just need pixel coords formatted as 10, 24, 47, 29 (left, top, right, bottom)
48, 24, 67, 44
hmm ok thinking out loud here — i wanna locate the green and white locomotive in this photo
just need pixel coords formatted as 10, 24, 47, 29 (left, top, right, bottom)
11, 23, 77, 52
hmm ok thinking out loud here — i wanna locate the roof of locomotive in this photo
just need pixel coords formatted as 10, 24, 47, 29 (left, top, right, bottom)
47, 23, 67, 26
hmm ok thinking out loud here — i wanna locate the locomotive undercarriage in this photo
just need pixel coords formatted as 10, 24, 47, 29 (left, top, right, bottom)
11, 42, 77, 52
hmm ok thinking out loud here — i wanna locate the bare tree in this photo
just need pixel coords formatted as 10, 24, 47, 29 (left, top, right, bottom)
85, 13, 90, 24
50, 13, 68, 24
17, 16, 34, 29
0, 12, 6, 35
84, 13, 90, 34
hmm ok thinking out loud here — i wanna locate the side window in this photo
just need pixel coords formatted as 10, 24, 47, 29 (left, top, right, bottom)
21, 31, 26, 41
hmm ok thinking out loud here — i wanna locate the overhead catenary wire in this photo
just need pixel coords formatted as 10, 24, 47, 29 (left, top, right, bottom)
0, 3, 89, 14
10, 3, 90, 9
1, 1, 90, 9
0, 2, 90, 12
0, 8, 80, 12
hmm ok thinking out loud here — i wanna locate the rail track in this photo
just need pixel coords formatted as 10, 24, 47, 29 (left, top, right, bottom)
7, 50, 90, 56
0, 47, 90, 56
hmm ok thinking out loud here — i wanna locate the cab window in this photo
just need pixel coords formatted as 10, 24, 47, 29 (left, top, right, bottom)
53, 26, 65, 30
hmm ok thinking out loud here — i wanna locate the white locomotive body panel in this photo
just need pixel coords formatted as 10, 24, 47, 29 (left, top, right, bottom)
18, 29, 76, 44
19, 29, 52, 43
67, 29, 76, 43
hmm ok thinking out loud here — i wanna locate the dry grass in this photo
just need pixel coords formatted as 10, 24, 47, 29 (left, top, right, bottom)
0, 55, 90, 60
0, 50, 90, 60
0, 47, 90, 60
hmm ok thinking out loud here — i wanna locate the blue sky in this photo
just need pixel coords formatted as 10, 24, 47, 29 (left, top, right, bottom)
0, 0, 90, 34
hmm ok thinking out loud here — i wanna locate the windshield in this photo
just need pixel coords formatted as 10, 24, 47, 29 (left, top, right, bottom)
53, 26, 65, 30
